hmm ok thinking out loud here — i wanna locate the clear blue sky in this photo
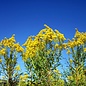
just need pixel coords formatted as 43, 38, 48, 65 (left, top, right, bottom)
0, 0, 86, 72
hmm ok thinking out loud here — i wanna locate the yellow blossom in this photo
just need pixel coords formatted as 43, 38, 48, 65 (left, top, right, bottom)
1, 34, 16, 48
13, 43, 24, 52
74, 28, 81, 38
69, 59, 73, 63
55, 44, 59, 49
54, 69, 60, 74
74, 29, 86, 45
67, 76, 73, 80
67, 40, 76, 48
53, 69, 62, 77
58, 79, 64, 86
15, 65, 21, 71
0, 59, 2, 63
84, 48, 86, 52
8, 34, 16, 43
55, 29, 66, 42
0, 48, 6, 55
22, 25, 66, 60
20, 74, 28, 81
62, 43, 67, 49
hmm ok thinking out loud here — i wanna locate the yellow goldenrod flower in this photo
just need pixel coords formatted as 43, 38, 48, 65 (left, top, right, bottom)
22, 25, 66, 59
69, 59, 73, 64
58, 79, 64, 86
1, 34, 16, 48
0, 48, 6, 55
13, 43, 24, 52
67, 40, 76, 48
84, 48, 86, 52
67, 76, 73, 80
74, 28, 81, 38
54, 69, 60, 74
55, 29, 66, 42
0, 59, 2, 63
20, 75, 23, 80
9, 34, 16, 43
62, 43, 67, 49
55, 44, 59, 49
15, 65, 21, 71
20, 74, 28, 81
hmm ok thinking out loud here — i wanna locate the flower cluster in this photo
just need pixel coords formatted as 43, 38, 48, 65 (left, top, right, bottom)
0, 34, 24, 55
22, 24, 66, 61
67, 29, 86, 48
15, 65, 21, 71
0, 59, 2, 63
0, 48, 6, 55
20, 73, 28, 81
22, 36, 44, 61
13, 43, 24, 52
1, 34, 16, 48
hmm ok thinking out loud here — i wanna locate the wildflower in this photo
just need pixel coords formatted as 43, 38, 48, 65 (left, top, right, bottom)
15, 65, 21, 71
0, 48, 6, 55
20, 74, 28, 81
9, 34, 16, 43
55, 29, 66, 42
13, 43, 24, 52
54, 69, 60, 74
67, 76, 73, 80
0, 59, 2, 63
55, 44, 59, 49
74, 28, 81, 38
69, 59, 73, 64
62, 43, 67, 49
84, 48, 86, 52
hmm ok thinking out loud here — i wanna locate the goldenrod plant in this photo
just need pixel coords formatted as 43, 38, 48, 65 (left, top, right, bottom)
65, 29, 86, 86
22, 24, 65, 86
0, 35, 23, 86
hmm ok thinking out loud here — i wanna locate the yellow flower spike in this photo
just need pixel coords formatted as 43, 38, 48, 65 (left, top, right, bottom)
67, 40, 76, 48
58, 79, 64, 85
55, 29, 60, 34
20, 75, 23, 80
47, 50, 51, 54
67, 76, 73, 80
84, 48, 86, 52
24, 73, 28, 79
55, 29, 66, 42
44, 24, 50, 29
69, 59, 73, 64
0, 34, 16, 48
62, 43, 67, 49
15, 65, 21, 71
54, 69, 60, 74
19, 74, 28, 81
0, 59, 2, 63
0, 48, 6, 55
74, 28, 81, 38
55, 44, 59, 49
9, 34, 16, 43
13, 43, 24, 52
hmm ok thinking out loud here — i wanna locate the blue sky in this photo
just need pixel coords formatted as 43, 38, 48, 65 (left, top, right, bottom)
0, 0, 86, 72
